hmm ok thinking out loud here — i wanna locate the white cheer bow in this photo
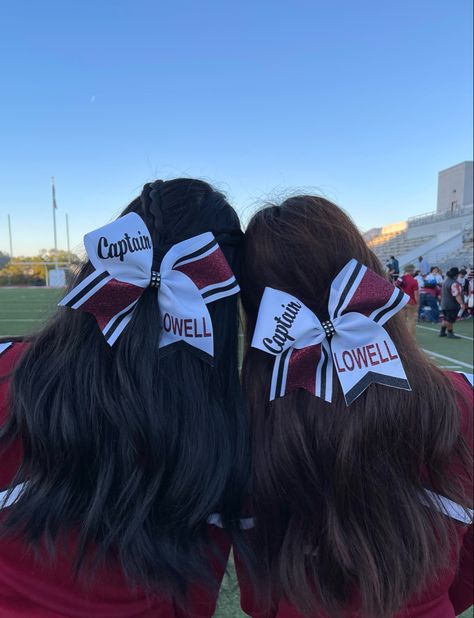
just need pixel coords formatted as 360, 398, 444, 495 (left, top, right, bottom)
59, 213, 239, 359
251, 259, 412, 405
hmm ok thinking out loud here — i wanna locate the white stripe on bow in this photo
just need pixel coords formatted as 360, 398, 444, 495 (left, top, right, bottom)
1, 483, 471, 527
0, 342, 13, 357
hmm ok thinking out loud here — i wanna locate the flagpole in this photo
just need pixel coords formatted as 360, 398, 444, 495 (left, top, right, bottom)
7, 214, 13, 258
51, 177, 58, 276
66, 213, 71, 263
51, 177, 58, 251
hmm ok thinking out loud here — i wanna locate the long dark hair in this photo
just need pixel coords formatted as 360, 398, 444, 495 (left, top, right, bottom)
240, 196, 472, 617
0, 179, 249, 602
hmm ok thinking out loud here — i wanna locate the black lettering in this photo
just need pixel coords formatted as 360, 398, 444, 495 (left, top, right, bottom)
109, 242, 119, 259
263, 337, 283, 354
263, 299, 301, 353
124, 233, 134, 253
97, 237, 108, 258
96, 231, 152, 260
118, 239, 128, 261
274, 314, 293, 328
132, 237, 141, 251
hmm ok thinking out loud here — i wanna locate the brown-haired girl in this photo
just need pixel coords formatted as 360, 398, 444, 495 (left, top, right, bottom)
237, 196, 473, 618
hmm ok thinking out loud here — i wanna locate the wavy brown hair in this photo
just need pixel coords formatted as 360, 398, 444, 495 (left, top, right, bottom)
240, 196, 472, 617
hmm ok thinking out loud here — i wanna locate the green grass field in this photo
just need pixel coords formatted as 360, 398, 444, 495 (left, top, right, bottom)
0, 288, 472, 618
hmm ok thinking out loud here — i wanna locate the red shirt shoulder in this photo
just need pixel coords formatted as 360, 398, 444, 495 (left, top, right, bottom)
0, 341, 29, 489
449, 372, 473, 444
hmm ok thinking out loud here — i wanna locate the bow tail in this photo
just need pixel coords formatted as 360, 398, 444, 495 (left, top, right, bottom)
270, 342, 333, 402
316, 340, 333, 402
343, 371, 411, 406
59, 270, 145, 345
331, 320, 411, 406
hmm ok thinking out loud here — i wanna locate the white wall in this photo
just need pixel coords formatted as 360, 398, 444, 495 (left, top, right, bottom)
437, 161, 474, 213
406, 210, 473, 240
398, 231, 463, 268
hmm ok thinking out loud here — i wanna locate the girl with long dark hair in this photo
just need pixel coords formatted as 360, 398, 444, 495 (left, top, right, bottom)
0, 179, 249, 617
237, 196, 473, 618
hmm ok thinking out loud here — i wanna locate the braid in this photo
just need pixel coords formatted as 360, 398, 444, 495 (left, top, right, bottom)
140, 180, 165, 268
148, 180, 165, 232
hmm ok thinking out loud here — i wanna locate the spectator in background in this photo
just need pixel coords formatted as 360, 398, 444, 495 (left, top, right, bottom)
386, 255, 400, 281
396, 264, 419, 338
414, 269, 424, 289
430, 266, 443, 284
419, 274, 440, 324
467, 267, 474, 316
414, 270, 425, 319
458, 269, 471, 318
440, 267, 466, 338
417, 255, 430, 276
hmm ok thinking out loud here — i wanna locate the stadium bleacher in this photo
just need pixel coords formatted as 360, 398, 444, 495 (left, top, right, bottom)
367, 230, 435, 266
365, 204, 473, 271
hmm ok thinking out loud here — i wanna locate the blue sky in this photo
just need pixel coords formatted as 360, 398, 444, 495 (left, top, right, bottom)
0, 0, 472, 256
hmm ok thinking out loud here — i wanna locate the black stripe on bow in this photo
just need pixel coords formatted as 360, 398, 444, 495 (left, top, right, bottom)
64, 270, 110, 308
173, 239, 218, 268
333, 262, 364, 318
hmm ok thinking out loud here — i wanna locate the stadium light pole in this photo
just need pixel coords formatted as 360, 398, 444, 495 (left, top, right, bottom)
7, 214, 13, 258
51, 177, 58, 274
65, 213, 71, 263
51, 177, 58, 251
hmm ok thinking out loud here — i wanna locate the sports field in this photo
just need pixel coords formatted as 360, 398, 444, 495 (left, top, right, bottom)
0, 288, 472, 618
1, 287, 473, 373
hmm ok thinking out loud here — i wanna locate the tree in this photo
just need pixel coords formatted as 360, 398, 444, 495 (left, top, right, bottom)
0, 251, 10, 269
0, 250, 81, 286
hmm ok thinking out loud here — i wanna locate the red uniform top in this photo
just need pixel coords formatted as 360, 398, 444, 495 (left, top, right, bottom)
236, 372, 473, 618
397, 274, 419, 306
0, 342, 230, 618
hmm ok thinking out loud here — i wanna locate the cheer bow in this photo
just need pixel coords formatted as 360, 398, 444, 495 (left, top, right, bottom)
251, 259, 411, 405
59, 213, 239, 358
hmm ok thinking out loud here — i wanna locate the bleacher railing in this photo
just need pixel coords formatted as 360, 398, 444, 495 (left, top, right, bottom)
408, 204, 473, 227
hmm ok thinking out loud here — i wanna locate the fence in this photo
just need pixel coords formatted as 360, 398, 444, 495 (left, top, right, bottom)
0, 261, 79, 287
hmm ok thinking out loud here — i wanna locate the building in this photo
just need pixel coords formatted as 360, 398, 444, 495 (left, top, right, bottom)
364, 161, 473, 271
437, 161, 473, 214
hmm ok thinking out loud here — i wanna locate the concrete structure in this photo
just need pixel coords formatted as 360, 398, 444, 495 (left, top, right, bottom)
365, 162, 473, 270
436, 161, 473, 214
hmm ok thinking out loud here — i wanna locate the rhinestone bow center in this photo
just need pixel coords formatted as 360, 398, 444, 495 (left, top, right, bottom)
150, 271, 161, 288
321, 319, 336, 339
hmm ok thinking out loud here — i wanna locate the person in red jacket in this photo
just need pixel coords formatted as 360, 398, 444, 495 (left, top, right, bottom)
237, 195, 473, 618
396, 264, 420, 338
0, 178, 249, 617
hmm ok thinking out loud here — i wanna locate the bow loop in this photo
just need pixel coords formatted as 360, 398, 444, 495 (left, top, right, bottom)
157, 233, 239, 362
329, 259, 407, 325
59, 213, 153, 345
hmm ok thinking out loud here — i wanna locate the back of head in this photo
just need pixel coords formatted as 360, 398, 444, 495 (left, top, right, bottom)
447, 266, 460, 279
240, 196, 472, 616
1, 178, 248, 601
